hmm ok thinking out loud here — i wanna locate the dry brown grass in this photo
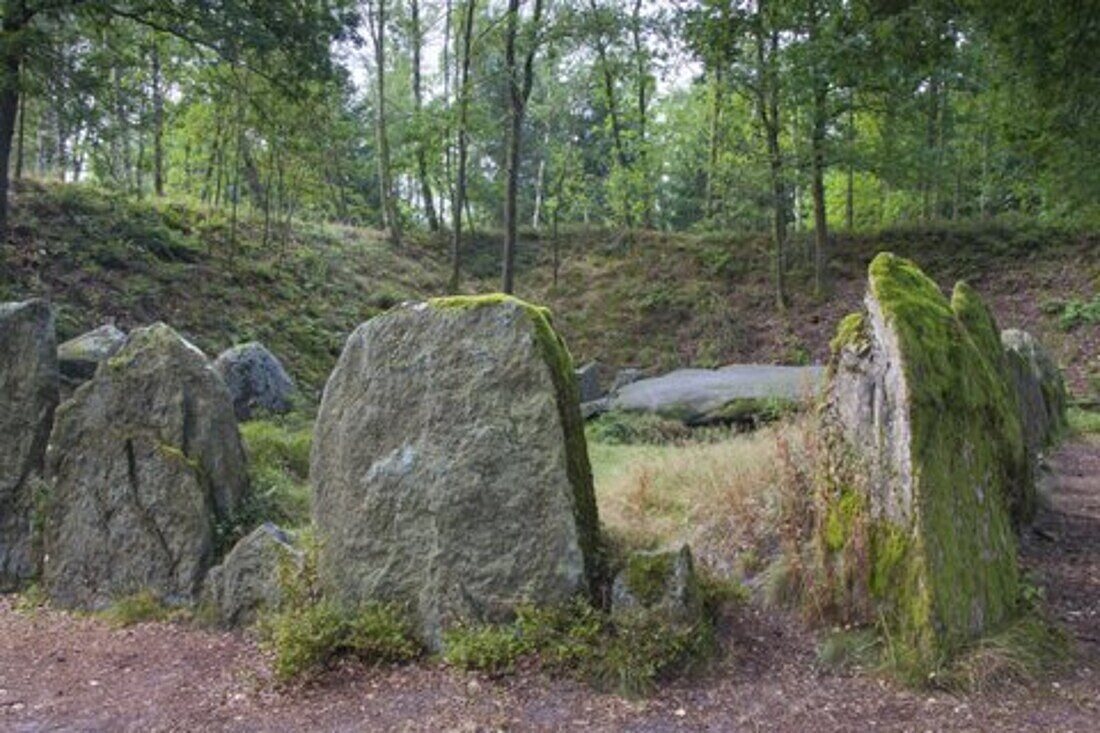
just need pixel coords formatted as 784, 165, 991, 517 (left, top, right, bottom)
590, 420, 811, 577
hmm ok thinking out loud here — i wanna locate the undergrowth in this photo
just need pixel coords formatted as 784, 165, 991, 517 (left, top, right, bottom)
257, 533, 422, 680
103, 590, 182, 627
238, 413, 314, 530
442, 597, 718, 698
1068, 407, 1100, 435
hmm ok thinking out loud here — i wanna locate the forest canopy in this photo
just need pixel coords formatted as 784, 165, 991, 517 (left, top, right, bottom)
2, 0, 1097, 294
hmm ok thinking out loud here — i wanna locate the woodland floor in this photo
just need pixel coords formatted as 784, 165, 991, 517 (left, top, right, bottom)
2, 438, 1099, 732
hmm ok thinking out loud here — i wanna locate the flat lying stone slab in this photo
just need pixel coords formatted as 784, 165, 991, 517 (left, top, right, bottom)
609, 365, 824, 425
57, 324, 127, 383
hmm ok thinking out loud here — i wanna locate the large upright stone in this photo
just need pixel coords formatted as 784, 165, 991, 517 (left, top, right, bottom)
43, 323, 249, 609
0, 300, 59, 589
822, 253, 1025, 665
213, 342, 296, 421
1002, 328, 1067, 458
311, 295, 602, 649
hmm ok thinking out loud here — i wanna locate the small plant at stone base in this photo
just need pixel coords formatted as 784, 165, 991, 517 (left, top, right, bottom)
440, 596, 718, 698
589, 611, 716, 698
104, 590, 175, 628
442, 623, 529, 676
940, 614, 1069, 693
816, 626, 882, 672
13, 583, 48, 615
259, 534, 421, 681
263, 600, 421, 681
1068, 407, 1100, 435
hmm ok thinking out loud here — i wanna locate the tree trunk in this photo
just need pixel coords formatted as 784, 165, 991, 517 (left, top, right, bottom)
368, 0, 401, 245
449, 0, 476, 292
411, 0, 439, 231
152, 42, 165, 197
754, 21, 787, 309
14, 59, 25, 181
809, 4, 828, 299
705, 66, 723, 221
501, 0, 544, 295
845, 92, 854, 230
0, 3, 23, 242
630, 0, 651, 227
532, 150, 545, 229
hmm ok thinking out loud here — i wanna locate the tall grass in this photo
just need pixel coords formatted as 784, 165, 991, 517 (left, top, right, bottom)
590, 421, 796, 574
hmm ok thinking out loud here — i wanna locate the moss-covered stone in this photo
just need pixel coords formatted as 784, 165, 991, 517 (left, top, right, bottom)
830, 312, 869, 356
821, 252, 1023, 670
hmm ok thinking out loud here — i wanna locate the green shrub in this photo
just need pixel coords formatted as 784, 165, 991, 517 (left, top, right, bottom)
441, 597, 717, 697
442, 624, 528, 675
264, 600, 421, 681
592, 610, 715, 697
13, 584, 48, 615
344, 605, 423, 663
104, 590, 174, 627
587, 411, 692, 445
1058, 296, 1100, 330
259, 534, 421, 680
265, 599, 348, 680
1068, 407, 1100, 435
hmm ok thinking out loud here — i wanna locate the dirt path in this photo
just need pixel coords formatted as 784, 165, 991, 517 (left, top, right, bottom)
3, 438, 1099, 732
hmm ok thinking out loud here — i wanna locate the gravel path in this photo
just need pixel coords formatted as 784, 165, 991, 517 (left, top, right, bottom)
2, 438, 1099, 732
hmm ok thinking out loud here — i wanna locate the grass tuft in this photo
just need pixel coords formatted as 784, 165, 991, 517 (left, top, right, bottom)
440, 598, 717, 698
237, 414, 314, 531
1068, 407, 1100, 435
940, 614, 1070, 693
103, 590, 176, 628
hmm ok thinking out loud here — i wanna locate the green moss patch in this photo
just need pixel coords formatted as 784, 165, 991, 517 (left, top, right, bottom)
821, 253, 1027, 673
830, 312, 869, 355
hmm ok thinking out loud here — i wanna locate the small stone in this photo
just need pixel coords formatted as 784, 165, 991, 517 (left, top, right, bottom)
57, 324, 127, 384
202, 523, 301, 627
611, 545, 703, 625
213, 342, 296, 421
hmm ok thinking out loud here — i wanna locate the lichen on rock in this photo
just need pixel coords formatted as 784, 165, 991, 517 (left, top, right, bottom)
43, 322, 249, 609
312, 294, 603, 650
0, 300, 59, 590
820, 253, 1025, 668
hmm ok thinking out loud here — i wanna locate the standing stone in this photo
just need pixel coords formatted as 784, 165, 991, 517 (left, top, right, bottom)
575, 361, 605, 403
311, 295, 602, 650
43, 323, 249, 609
213, 342, 296, 421
822, 253, 1024, 666
57, 324, 127, 384
611, 545, 703, 625
0, 300, 59, 590
202, 522, 300, 627
1002, 328, 1067, 458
